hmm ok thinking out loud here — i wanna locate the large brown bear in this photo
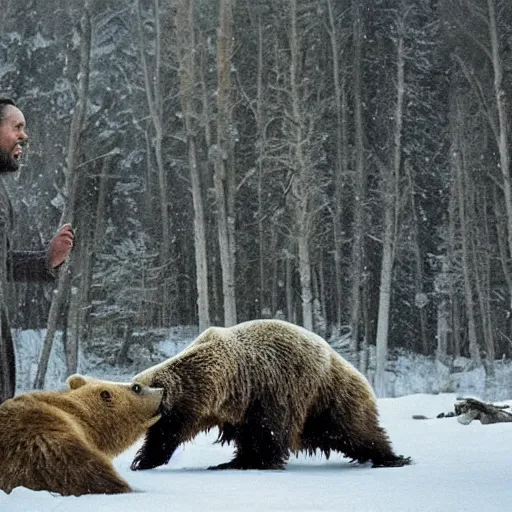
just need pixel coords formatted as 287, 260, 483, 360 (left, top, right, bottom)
131, 319, 411, 471
0, 374, 163, 496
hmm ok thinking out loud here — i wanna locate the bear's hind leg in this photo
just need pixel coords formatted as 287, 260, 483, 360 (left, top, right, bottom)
342, 424, 412, 468
209, 400, 289, 470
302, 407, 411, 468
65, 454, 132, 496
29, 437, 132, 496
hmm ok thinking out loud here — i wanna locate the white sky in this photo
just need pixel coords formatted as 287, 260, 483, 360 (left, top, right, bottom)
2, 392, 511, 512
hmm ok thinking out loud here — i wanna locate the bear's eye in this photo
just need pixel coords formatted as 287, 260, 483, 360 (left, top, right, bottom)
131, 383, 142, 394
100, 390, 112, 402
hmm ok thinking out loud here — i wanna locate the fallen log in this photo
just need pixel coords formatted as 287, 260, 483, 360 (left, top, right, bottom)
412, 397, 512, 425
454, 398, 512, 425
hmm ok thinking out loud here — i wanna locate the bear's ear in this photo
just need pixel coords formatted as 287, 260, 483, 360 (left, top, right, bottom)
67, 374, 88, 390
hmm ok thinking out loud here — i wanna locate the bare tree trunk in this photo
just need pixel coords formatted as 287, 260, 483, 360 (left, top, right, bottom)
197, 32, 220, 326
447, 177, 460, 358
255, 17, 268, 318
175, 0, 210, 332
271, 227, 279, 316
374, 215, 394, 397
297, 220, 313, 331
374, 10, 407, 397
452, 298, 462, 358
405, 161, 429, 355
213, 0, 237, 327
136, 0, 172, 326
472, 190, 494, 376
360, 275, 370, 374
34, 2, 92, 388
189, 136, 210, 331
285, 255, 294, 322
318, 255, 328, 331
289, 0, 313, 331
69, 219, 91, 349
436, 289, 449, 361
452, 97, 480, 364
326, 0, 349, 332
349, 2, 366, 356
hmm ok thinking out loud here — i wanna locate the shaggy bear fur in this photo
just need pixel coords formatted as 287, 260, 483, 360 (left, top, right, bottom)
131, 319, 411, 471
0, 375, 163, 496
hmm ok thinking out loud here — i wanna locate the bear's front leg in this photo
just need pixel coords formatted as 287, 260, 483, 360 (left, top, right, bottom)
209, 399, 289, 470
131, 416, 181, 471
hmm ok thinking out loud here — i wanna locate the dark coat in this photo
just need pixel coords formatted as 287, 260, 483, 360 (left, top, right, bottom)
0, 181, 55, 403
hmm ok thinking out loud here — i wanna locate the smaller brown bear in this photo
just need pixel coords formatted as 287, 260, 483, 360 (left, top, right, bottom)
0, 374, 163, 496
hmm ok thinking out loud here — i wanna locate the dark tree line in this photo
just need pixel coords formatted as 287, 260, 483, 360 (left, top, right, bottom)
1, 0, 511, 387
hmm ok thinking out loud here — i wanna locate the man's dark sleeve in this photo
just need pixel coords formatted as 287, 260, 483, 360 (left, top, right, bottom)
8, 250, 56, 283
0, 306, 16, 403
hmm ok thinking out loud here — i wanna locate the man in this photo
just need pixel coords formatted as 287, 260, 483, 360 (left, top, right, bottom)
0, 97, 74, 402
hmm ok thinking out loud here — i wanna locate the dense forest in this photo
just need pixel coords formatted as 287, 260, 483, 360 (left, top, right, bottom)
1, 0, 511, 392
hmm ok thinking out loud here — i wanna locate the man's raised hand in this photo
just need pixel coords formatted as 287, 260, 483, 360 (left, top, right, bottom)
48, 223, 74, 269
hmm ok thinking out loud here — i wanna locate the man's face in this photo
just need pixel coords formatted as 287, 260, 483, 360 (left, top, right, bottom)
0, 105, 28, 174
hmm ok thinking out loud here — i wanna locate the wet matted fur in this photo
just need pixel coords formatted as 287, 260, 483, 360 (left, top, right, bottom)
131, 319, 411, 471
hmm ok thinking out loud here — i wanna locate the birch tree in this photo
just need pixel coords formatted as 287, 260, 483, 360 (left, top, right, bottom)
288, 0, 313, 330
349, 1, 367, 362
175, 0, 210, 332
255, 17, 269, 318
374, 5, 410, 397
213, 0, 237, 327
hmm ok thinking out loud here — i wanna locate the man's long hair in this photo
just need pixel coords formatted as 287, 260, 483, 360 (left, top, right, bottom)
0, 97, 16, 124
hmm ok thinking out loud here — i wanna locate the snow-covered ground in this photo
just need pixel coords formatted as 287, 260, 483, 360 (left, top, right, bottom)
2, 329, 511, 511
2, 393, 511, 512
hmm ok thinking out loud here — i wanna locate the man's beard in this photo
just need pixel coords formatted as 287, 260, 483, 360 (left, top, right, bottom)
0, 147, 20, 174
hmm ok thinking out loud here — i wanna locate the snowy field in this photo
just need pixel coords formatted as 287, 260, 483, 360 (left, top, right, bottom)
1, 393, 511, 512
2, 329, 512, 511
